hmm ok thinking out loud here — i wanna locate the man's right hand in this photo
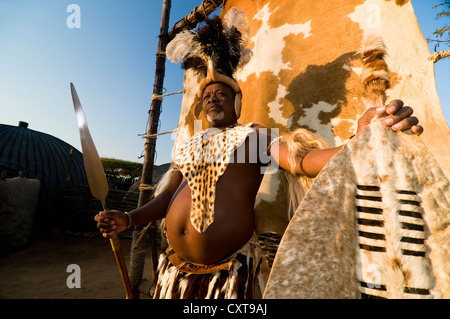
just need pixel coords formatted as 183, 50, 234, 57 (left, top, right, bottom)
94, 210, 129, 238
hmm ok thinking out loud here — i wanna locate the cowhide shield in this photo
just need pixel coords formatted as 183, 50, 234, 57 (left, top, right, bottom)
263, 119, 450, 299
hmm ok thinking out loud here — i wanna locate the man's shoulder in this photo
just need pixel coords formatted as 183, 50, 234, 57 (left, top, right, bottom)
244, 122, 263, 131
246, 123, 277, 138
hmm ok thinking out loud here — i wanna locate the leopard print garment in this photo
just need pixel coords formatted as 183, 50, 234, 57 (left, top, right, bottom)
174, 123, 256, 233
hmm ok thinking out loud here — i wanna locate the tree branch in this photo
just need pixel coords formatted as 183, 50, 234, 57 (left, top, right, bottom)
428, 39, 450, 43
432, 0, 450, 10
429, 50, 450, 63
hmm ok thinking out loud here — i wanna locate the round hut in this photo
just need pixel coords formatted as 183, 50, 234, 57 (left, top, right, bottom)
0, 122, 88, 241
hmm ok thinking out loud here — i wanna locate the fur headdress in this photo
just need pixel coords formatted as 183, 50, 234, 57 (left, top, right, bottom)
166, 7, 252, 119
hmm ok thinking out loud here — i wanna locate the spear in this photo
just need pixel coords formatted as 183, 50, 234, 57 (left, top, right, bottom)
70, 82, 134, 299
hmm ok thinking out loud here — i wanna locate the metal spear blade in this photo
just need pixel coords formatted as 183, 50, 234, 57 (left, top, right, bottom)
70, 83, 109, 202
70, 83, 134, 299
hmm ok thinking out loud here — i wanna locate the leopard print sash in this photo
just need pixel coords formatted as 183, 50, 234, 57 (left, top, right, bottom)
174, 123, 256, 233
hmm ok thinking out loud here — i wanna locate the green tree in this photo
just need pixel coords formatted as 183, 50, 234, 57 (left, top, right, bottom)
100, 158, 143, 179
428, 1, 450, 63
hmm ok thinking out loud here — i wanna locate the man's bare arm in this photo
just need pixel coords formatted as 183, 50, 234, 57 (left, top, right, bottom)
271, 100, 423, 178
94, 170, 183, 238
272, 143, 343, 177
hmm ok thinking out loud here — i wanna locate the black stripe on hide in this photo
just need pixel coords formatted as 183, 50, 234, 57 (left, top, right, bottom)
402, 249, 426, 257
396, 190, 417, 195
359, 244, 386, 252
358, 218, 384, 227
357, 206, 383, 214
359, 231, 385, 240
356, 194, 382, 201
398, 210, 423, 219
401, 222, 424, 231
357, 185, 380, 191
398, 199, 420, 206
400, 236, 424, 245
403, 287, 430, 295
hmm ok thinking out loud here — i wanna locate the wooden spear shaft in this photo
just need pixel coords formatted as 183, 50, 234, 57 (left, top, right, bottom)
129, 0, 171, 298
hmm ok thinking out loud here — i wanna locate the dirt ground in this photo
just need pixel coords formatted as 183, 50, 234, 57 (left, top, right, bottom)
0, 233, 154, 299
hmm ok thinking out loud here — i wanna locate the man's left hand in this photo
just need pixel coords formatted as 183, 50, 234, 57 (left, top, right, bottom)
356, 99, 424, 135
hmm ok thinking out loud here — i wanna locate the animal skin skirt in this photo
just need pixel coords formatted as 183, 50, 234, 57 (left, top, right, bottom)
153, 236, 267, 299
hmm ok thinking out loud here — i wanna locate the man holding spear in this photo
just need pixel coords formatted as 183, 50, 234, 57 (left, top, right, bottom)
95, 10, 422, 299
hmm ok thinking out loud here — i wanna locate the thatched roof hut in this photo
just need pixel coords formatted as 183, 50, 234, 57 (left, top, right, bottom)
0, 122, 88, 234
0, 122, 87, 190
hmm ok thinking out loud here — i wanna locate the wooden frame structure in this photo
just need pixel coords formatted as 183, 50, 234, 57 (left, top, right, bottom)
129, 0, 225, 298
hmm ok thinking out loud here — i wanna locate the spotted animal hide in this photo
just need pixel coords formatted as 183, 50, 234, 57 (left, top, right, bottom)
174, 123, 255, 233
264, 119, 450, 298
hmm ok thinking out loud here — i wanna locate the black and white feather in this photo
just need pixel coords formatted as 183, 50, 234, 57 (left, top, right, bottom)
166, 7, 252, 79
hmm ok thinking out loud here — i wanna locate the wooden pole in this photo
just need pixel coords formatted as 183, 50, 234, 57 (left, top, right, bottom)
168, 0, 223, 41
129, 0, 171, 298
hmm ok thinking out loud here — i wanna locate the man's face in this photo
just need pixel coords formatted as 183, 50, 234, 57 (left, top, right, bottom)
202, 82, 237, 127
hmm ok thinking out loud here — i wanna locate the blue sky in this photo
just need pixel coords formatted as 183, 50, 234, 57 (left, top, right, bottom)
1, 0, 449, 165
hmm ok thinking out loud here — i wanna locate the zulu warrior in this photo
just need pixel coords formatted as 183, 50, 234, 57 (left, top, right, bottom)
95, 8, 423, 299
